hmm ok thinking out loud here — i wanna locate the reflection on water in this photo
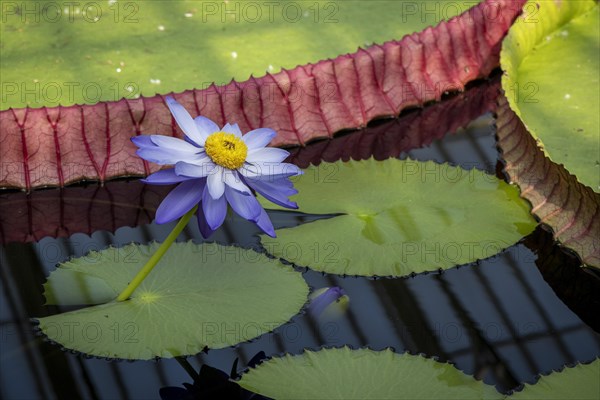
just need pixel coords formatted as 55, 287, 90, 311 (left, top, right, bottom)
1, 77, 599, 399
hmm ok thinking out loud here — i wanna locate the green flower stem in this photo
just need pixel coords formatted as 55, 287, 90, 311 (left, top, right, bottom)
116, 205, 197, 302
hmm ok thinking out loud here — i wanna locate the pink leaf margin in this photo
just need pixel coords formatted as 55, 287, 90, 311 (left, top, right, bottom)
496, 93, 600, 269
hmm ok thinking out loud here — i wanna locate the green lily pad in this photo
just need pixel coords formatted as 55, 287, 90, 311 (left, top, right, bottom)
501, 0, 599, 191
260, 159, 536, 277
36, 242, 309, 360
238, 347, 502, 399
1, 1, 466, 109
511, 359, 600, 399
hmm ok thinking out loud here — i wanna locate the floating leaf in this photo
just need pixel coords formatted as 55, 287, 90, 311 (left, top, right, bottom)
501, 0, 599, 191
496, 94, 600, 268
1, 1, 476, 110
0, 0, 525, 190
510, 359, 600, 400
238, 347, 501, 399
260, 159, 536, 277
37, 242, 309, 359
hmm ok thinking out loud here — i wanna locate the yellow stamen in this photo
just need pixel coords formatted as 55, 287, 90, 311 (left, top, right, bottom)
204, 131, 247, 169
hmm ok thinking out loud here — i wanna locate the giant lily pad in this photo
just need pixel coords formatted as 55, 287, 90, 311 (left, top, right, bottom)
260, 159, 536, 277
510, 359, 600, 400
0, 0, 524, 190
1, 1, 469, 110
238, 347, 501, 399
501, 0, 599, 191
36, 242, 309, 359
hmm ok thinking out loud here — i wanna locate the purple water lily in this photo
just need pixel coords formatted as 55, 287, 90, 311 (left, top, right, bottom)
132, 96, 302, 238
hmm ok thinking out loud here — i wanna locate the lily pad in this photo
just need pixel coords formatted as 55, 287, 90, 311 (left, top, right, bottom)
238, 347, 501, 399
0, 0, 522, 190
260, 159, 536, 277
37, 242, 309, 360
0, 0, 467, 110
501, 0, 599, 191
511, 359, 600, 399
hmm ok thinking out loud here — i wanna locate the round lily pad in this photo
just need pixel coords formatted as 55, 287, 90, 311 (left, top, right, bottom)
501, 0, 599, 191
238, 347, 501, 399
1, 1, 463, 109
511, 359, 600, 400
260, 159, 536, 277
37, 242, 309, 360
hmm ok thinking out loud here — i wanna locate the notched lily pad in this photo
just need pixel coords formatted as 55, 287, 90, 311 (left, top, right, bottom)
238, 347, 502, 399
510, 359, 600, 399
260, 159, 536, 277
36, 242, 309, 360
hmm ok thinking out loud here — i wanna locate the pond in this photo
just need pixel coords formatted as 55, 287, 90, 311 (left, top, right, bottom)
1, 76, 599, 399
1, 0, 599, 398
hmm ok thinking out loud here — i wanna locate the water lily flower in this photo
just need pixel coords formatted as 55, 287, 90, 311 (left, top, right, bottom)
132, 96, 302, 238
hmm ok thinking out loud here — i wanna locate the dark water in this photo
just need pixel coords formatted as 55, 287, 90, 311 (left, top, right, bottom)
1, 77, 599, 399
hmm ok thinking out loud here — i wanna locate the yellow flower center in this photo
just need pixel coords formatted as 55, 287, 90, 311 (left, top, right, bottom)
204, 132, 248, 169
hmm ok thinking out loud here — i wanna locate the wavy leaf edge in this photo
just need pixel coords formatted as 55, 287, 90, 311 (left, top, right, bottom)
0, 0, 526, 191
495, 94, 600, 268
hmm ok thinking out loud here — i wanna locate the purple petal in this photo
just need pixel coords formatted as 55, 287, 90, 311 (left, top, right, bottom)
202, 185, 228, 230
263, 177, 297, 195
222, 123, 242, 137
256, 208, 276, 237
240, 162, 302, 181
142, 169, 195, 185
131, 135, 155, 148
207, 166, 225, 199
136, 147, 202, 165
309, 287, 346, 317
175, 160, 214, 178
241, 128, 276, 151
194, 116, 219, 143
196, 208, 215, 239
165, 97, 204, 146
246, 147, 290, 163
224, 170, 251, 195
246, 178, 298, 209
224, 187, 262, 222
155, 179, 203, 224
149, 135, 202, 153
